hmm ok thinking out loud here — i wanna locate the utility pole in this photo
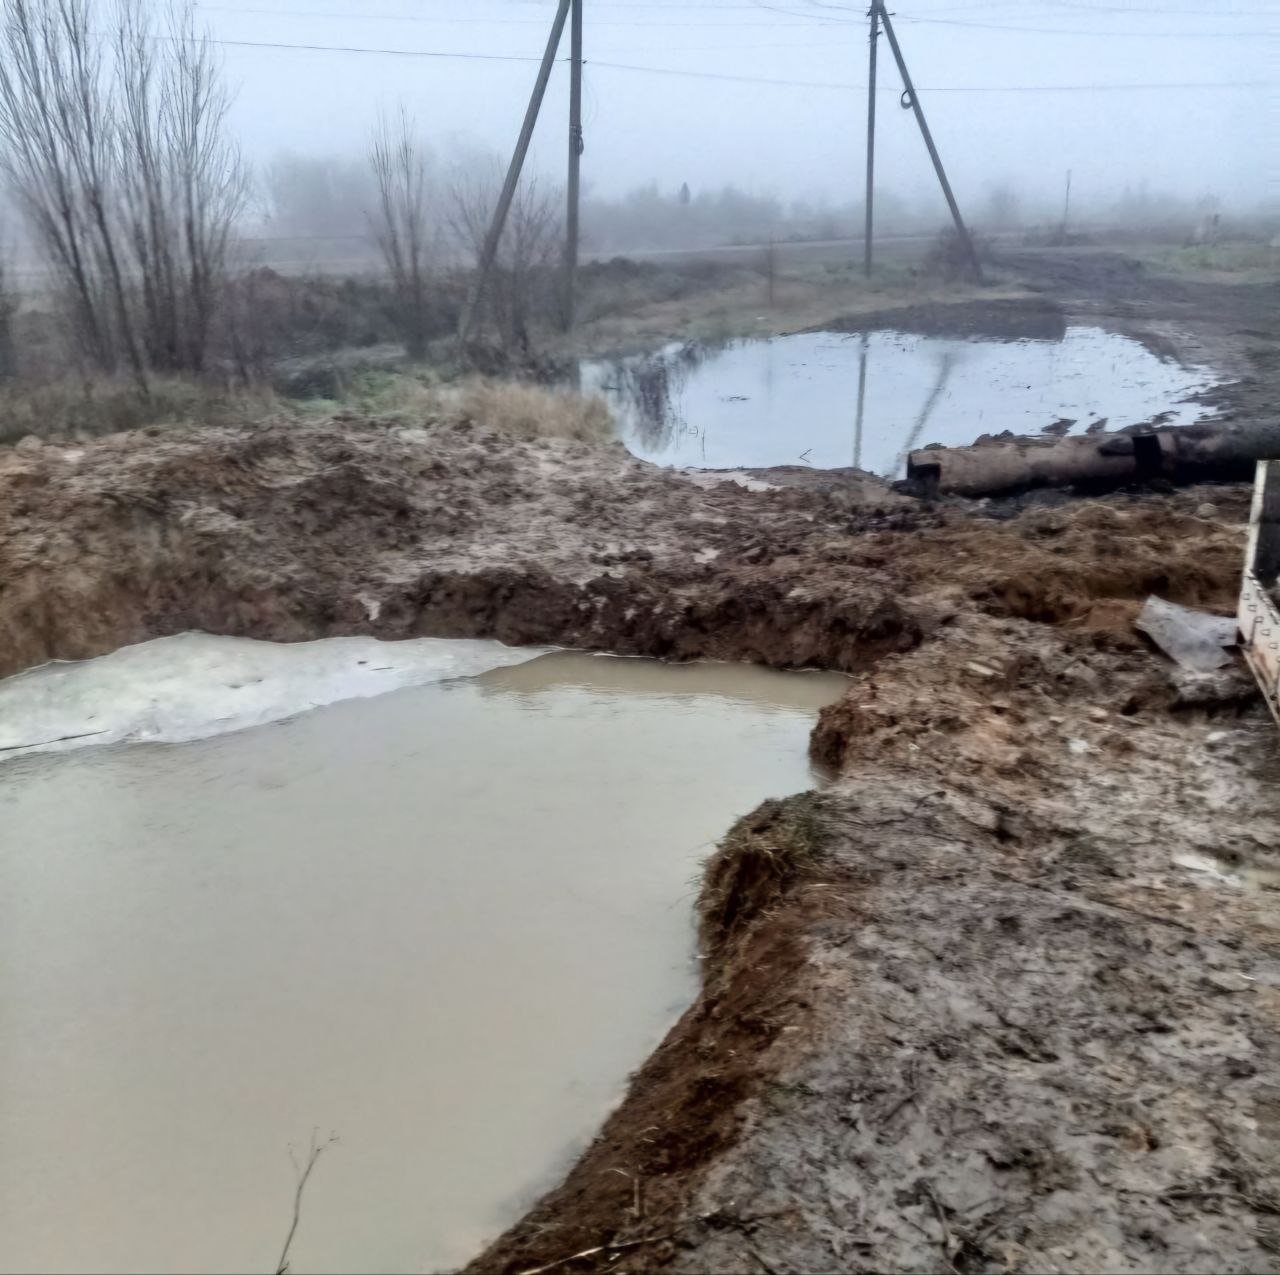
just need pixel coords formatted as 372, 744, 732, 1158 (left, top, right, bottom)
1062, 168, 1072, 232
458, 0, 572, 346
873, 0, 982, 281
863, 2, 878, 278
563, 0, 583, 330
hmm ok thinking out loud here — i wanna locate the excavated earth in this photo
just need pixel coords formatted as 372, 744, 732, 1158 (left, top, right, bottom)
3, 255, 1279, 1274
3, 420, 1278, 1274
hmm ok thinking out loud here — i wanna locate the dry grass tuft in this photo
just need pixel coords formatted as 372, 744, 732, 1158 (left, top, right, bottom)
327, 368, 615, 444
699, 793, 827, 960
0, 368, 615, 448
452, 378, 614, 443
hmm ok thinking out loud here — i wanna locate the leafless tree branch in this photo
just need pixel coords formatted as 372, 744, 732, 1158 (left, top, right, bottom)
275, 1129, 338, 1275
368, 106, 432, 359
447, 151, 562, 355
0, 0, 244, 385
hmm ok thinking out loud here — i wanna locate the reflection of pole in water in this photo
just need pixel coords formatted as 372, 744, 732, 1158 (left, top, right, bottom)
853, 332, 869, 471
895, 350, 956, 474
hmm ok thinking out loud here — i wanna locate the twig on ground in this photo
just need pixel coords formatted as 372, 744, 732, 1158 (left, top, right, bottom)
515, 1208, 797, 1275
877, 1057, 921, 1127
275, 1130, 338, 1275
878, 1088, 919, 1127
515, 1233, 676, 1275
0, 729, 108, 753
990, 872, 1201, 935
1123, 1186, 1280, 1214
922, 1183, 960, 1275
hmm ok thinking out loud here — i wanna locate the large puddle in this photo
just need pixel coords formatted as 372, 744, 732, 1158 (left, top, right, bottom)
585, 328, 1218, 477
0, 635, 846, 1274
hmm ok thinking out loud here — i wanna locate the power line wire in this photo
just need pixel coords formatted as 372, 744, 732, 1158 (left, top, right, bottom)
1035, 0, 1278, 15
792, 0, 1276, 11
585, 56, 1263, 90
199, 34, 548, 60
181, 31, 1270, 89
198, 0, 1278, 35
896, 13, 1278, 36
762, 0, 1277, 34
757, 0, 1278, 32
196, 3, 848, 27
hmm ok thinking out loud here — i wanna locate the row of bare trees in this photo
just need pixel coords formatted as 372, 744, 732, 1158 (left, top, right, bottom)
365, 116, 563, 357
0, 0, 563, 386
0, 0, 245, 390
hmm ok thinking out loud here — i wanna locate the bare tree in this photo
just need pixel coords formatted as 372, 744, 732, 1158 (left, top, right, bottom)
0, 0, 131, 377
447, 152, 562, 354
116, 2, 245, 374
368, 108, 431, 359
274, 1130, 338, 1275
0, 0, 243, 386
0, 254, 16, 378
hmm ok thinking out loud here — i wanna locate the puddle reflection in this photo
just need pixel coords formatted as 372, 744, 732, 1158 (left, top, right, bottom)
585, 328, 1220, 477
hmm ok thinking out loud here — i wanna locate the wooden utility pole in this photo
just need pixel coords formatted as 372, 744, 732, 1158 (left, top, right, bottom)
863, 2, 878, 278
871, 0, 982, 281
458, 0, 573, 345
1062, 168, 1072, 232
563, 0, 583, 330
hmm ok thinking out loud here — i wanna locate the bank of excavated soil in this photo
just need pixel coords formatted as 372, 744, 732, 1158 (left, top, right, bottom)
3, 416, 1278, 1274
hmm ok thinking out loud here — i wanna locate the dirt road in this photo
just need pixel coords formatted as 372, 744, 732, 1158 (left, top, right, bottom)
2, 248, 1278, 1273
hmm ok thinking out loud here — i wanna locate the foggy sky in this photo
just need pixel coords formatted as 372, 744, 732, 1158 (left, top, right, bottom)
202, 0, 1277, 215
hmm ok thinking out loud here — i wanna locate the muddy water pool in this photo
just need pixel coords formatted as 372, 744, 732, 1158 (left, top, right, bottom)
584, 327, 1219, 477
0, 636, 847, 1274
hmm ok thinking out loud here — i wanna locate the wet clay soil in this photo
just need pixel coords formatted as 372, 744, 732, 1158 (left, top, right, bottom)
3, 251, 1280, 1273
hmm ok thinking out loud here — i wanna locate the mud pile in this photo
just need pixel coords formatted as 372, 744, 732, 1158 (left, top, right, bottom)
0, 420, 917, 680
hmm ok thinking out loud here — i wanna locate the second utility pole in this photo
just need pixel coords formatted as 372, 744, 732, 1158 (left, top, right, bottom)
863, 1, 878, 278
564, 0, 583, 329
458, 0, 572, 346
863, 0, 982, 282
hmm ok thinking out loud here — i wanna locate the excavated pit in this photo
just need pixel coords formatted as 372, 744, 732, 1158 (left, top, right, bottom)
0, 638, 848, 1274
3, 409, 1279, 1275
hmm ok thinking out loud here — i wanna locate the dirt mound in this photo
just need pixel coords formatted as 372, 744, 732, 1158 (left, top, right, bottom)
0, 420, 922, 680
826, 295, 1067, 342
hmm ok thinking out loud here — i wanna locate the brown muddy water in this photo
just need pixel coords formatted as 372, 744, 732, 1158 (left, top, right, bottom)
0, 637, 847, 1275
585, 328, 1219, 476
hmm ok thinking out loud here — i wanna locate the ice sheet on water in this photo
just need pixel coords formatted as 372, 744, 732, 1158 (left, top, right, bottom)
0, 631, 548, 757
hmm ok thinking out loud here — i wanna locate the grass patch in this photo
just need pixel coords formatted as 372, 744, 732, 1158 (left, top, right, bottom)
1140, 242, 1280, 277
0, 376, 281, 446
301, 366, 615, 444
0, 367, 616, 448
449, 378, 613, 443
